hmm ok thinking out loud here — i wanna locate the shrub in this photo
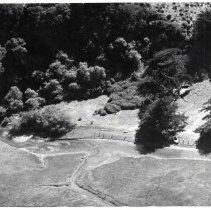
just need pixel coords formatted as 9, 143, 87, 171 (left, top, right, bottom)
94, 108, 107, 116
10, 105, 75, 138
102, 80, 144, 114
104, 103, 121, 114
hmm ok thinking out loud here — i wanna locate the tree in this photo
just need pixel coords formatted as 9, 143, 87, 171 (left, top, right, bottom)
46, 60, 67, 81
190, 9, 211, 78
141, 48, 191, 97
0, 38, 28, 99
135, 96, 187, 150
106, 37, 143, 77
196, 98, 211, 153
0, 5, 24, 44
76, 62, 91, 86
4, 86, 23, 113
90, 66, 106, 87
25, 97, 45, 110
25, 88, 38, 99
42, 79, 63, 103
24, 88, 45, 110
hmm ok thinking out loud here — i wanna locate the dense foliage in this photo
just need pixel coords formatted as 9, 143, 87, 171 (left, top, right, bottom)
0, 3, 205, 141
10, 105, 75, 138
135, 96, 187, 149
0, 4, 189, 109
196, 98, 211, 153
190, 8, 211, 79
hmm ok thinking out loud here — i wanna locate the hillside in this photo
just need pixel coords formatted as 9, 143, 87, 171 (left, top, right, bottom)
33, 79, 210, 147
176, 80, 211, 147
152, 2, 211, 38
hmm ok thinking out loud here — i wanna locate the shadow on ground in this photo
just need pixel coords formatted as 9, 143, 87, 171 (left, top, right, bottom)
195, 98, 211, 155
195, 130, 211, 155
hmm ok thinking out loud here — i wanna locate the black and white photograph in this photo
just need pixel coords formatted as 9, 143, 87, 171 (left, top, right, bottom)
0, 1, 211, 206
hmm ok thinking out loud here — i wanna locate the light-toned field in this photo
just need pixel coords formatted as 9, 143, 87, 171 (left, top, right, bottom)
55, 95, 139, 132
176, 80, 211, 146
1, 136, 211, 206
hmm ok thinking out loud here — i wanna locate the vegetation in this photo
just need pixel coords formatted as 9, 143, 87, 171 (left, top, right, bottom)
10, 105, 75, 138
0, 3, 210, 141
135, 96, 187, 150
196, 99, 211, 153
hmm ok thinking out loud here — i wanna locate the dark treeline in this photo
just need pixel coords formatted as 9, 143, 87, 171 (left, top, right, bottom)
0, 3, 188, 105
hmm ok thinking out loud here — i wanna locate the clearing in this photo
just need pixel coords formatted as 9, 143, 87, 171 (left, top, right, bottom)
0, 80, 211, 206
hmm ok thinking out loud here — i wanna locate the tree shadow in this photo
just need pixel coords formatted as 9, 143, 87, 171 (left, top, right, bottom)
134, 127, 172, 154
195, 129, 211, 155
135, 143, 158, 154
195, 98, 211, 154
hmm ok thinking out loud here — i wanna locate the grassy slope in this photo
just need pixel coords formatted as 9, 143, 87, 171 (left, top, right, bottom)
51, 80, 211, 146
176, 80, 211, 146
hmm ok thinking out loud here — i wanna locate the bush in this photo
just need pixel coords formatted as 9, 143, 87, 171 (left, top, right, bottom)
104, 103, 121, 114
94, 108, 107, 116
101, 80, 144, 114
10, 105, 75, 138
